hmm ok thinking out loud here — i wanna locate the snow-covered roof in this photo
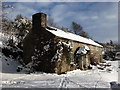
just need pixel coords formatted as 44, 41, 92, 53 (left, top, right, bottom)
46, 26, 103, 47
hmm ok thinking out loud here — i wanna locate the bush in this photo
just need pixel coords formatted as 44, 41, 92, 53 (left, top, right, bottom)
2, 46, 23, 62
90, 53, 98, 65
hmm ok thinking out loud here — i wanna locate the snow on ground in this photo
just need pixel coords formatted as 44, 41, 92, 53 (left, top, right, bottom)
1, 53, 21, 73
1, 60, 119, 88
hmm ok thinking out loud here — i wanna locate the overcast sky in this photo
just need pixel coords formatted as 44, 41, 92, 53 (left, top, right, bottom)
3, 2, 118, 43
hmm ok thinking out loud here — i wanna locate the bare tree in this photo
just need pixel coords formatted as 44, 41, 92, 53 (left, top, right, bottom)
71, 21, 83, 35
70, 21, 90, 38
47, 15, 69, 32
80, 31, 90, 38
47, 16, 57, 27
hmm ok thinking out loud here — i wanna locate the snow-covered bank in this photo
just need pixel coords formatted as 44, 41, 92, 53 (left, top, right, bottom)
1, 53, 20, 73
0, 31, 22, 73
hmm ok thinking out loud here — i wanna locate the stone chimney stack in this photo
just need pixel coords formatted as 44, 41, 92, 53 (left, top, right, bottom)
32, 13, 47, 30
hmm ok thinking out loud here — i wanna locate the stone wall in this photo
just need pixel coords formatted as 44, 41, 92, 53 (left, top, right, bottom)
53, 37, 103, 74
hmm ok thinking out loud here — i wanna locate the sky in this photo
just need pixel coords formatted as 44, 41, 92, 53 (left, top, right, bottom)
3, 2, 118, 43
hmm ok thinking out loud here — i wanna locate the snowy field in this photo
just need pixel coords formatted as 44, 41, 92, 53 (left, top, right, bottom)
0, 32, 120, 88
1, 53, 120, 88
1, 64, 119, 88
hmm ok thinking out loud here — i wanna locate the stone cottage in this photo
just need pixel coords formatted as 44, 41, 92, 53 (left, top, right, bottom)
23, 13, 103, 74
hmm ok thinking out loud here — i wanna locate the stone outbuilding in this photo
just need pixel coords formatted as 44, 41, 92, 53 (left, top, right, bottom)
23, 13, 103, 74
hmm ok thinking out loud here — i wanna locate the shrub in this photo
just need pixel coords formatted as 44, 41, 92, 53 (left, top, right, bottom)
90, 53, 98, 65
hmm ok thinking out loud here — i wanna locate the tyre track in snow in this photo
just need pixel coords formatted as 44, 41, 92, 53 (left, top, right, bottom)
59, 69, 109, 88
94, 73, 102, 88
59, 76, 68, 88
59, 75, 87, 88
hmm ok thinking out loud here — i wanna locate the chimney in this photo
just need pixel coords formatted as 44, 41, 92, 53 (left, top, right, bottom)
32, 13, 47, 30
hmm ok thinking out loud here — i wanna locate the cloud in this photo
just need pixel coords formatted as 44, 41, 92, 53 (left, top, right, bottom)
3, 2, 53, 19
3, 2, 118, 43
49, 2, 118, 42
3, 3, 37, 19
